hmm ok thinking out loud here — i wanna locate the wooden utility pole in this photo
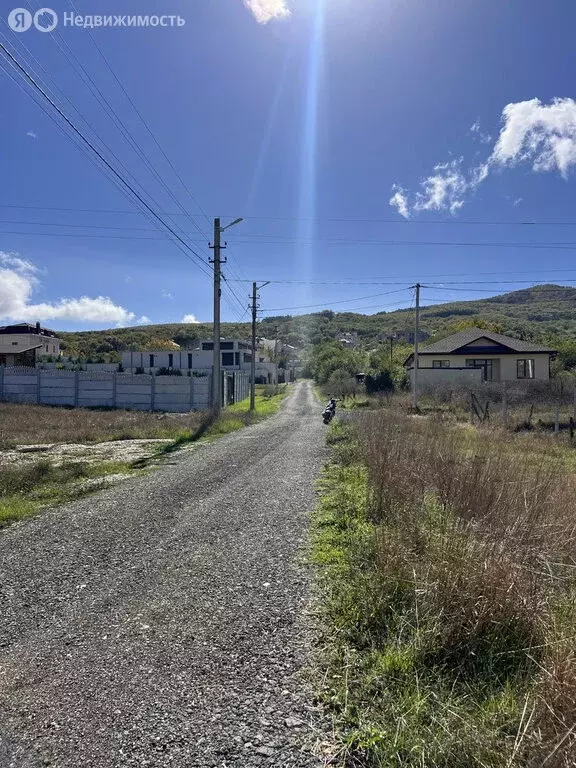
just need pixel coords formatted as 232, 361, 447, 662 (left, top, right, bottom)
249, 281, 270, 411
210, 218, 225, 413
412, 283, 421, 409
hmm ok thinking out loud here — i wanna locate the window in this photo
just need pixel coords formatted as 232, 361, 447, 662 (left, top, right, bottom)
433, 360, 450, 368
466, 358, 493, 381
234, 352, 240, 365
221, 342, 234, 350
168, 353, 173, 368
149, 354, 155, 368
221, 352, 234, 366
517, 359, 535, 379
188, 353, 193, 369
202, 342, 213, 351
244, 353, 252, 363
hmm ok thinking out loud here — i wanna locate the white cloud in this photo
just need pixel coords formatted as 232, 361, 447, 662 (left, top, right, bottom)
243, 0, 290, 23
470, 121, 492, 144
390, 97, 576, 218
0, 251, 140, 326
161, 290, 173, 300
389, 185, 410, 219
26, 130, 37, 139
182, 314, 200, 324
490, 97, 576, 178
413, 158, 468, 215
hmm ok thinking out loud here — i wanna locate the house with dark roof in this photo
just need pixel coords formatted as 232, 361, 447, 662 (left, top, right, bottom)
0, 323, 61, 367
404, 328, 556, 383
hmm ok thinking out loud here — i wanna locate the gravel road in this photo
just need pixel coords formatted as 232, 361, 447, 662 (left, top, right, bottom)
0, 381, 330, 768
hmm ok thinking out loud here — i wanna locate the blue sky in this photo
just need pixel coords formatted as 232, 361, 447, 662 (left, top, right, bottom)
2, 0, 576, 329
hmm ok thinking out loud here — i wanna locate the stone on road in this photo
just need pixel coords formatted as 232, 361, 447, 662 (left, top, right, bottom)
0, 381, 328, 767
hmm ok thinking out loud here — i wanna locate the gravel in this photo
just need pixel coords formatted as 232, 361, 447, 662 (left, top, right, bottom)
0, 382, 331, 767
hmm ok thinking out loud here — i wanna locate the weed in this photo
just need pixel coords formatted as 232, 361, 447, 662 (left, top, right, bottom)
313, 407, 576, 766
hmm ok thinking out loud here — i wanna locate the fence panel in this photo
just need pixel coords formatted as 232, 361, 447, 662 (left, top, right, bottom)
0, 369, 218, 413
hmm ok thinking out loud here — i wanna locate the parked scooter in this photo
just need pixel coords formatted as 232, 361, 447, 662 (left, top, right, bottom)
322, 398, 337, 425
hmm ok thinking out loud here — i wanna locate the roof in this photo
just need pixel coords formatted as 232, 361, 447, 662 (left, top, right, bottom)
416, 328, 556, 355
0, 323, 59, 338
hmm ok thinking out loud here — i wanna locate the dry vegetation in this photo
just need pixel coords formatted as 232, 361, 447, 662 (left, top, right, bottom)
0, 387, 290, 529
0, 402, 208, 448
314, 408, 576, 767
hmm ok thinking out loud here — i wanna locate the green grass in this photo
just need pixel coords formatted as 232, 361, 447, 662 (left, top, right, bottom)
201, 385, 290, 440
312, 420, 576, 767
0, 458, 137, 528
0, 388, 290, 530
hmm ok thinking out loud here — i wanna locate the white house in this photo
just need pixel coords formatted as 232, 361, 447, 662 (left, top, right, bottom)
0, 323, 61, 367
121, 339, 278, 383
404, 328, 556, 383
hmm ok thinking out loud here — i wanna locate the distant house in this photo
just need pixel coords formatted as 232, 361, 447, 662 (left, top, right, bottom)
0, 322, 61, 367
390, 329, 430, 345
404, 328, 556, 382
339, 332, 359, 347
121, 339, 279, 383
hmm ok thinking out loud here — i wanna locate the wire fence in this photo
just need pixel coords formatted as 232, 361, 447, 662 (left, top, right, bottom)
419, 376, 576, 435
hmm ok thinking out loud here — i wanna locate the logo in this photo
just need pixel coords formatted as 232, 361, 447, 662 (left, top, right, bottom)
8, 8, 32, 31
7, 7, 57, 31
34, 8, 58, 31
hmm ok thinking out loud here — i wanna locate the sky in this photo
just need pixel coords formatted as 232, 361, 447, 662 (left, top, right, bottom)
2, 0, 576, 329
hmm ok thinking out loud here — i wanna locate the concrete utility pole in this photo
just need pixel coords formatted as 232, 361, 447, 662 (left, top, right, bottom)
412, 283, 421, 409
210, 217, 243, 413
250, 281, 270, 411
210, 218, 224, 412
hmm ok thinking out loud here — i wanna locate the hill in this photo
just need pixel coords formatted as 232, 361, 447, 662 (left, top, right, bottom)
57, 284, 576, 359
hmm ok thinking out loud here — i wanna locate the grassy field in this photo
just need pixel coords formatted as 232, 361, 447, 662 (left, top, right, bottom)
202, 384, 290, 439
0, 459, 137, 528
0, 402, 207, 448
313, 411, 576, 767
0, 385, 290, 529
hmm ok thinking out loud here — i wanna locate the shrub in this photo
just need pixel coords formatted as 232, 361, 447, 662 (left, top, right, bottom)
364, 370, 394, 394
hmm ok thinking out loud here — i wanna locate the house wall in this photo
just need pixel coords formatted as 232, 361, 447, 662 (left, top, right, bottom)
416, 353, 550, 381
0, 333, 60, 357
0, 368, 227, 412
120, 350, 278, 383
409, 367, 483, 386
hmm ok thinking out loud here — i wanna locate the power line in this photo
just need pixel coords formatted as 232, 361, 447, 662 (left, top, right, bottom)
261, 287, 411, 312
0, 41, 214, 281
259, 298, 416, 316
9, 204, 576, 228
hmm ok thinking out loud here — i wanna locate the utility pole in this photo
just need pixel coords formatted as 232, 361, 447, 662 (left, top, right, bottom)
249, 281, 270, 411
209, 217, 243, 413
412, 283, 421, 409
210, 218, 224, 412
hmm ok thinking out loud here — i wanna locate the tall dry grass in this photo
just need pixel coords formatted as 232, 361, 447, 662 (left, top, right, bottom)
353, 410, 576, 765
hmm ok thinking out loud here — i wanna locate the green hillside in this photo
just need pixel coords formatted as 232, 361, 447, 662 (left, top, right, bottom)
58, 284, 576, 360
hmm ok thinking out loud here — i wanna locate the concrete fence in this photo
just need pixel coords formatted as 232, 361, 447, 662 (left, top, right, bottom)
0, 368, 251, 412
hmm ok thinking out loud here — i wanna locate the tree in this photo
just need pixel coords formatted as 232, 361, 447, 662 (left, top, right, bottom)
365, 370, 394, 394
